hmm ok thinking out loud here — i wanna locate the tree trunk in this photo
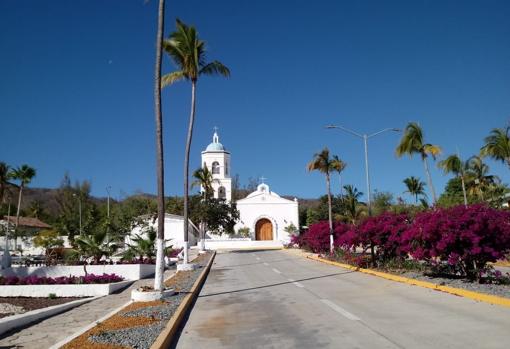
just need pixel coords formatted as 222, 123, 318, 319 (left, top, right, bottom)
326, 173, 334, 254
460, 175, 468, 207
422, 156, 437, 204
153, 0, 166, 292
183, 80, 197, 265
14, 184, 23, 250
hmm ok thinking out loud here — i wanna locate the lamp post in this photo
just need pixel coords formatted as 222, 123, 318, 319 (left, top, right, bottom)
106, 186, 111, 219
73, 193, 82, 235
326, 125, 400, 216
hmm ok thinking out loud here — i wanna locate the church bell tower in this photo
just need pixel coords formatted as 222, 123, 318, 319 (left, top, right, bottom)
201, 129, 232, 202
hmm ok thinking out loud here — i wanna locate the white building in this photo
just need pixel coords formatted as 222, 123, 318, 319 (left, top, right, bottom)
201, 131, 299, 249
126, 213, 198, 249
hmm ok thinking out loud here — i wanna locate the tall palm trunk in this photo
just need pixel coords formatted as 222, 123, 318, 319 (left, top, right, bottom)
326, 172, 334, 254
460, 175, 468, 207
153, 0, 166, 291
422, 156, 437, 204
14, 184, 23, 250
182, 80, 197, 265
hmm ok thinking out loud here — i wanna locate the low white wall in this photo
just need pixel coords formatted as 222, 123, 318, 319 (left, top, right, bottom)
1, 264, 155, 281
0, 297, 96, 336
0, 280, 132, 297
203, 239, 283, 250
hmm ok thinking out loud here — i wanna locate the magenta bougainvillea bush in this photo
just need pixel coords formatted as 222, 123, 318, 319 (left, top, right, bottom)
0, 273, 124, 285
401, 205, 510, 279
344, 212, 410, 265
300, 221, 351, 253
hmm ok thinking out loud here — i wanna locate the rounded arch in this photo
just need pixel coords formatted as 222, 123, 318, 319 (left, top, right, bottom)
212, 161, 220, 174
218, 186, 226, 199
252, 215, 277, 241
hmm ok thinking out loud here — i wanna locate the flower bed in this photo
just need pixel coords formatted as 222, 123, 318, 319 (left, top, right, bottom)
0, 274, 123, 285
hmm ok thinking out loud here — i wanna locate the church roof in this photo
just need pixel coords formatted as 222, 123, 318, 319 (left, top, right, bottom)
204, 131, 226, 152
238, 183, 298, 205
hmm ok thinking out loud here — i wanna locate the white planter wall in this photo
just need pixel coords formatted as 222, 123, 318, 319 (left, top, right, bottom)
0, 280, 132, 297
1, 264, 155, 281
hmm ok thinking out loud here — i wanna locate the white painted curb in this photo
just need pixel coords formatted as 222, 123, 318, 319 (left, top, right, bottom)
0, 280, 133, 297
131, 288, 175, 302
0, 296, 100, 336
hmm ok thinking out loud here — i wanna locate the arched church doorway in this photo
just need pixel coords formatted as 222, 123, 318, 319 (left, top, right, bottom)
255, 218, 273, 240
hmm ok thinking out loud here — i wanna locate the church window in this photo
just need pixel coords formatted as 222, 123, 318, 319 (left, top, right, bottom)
212, 161, 220, 174
225, 161, 229, 175
218, 186, 226, 199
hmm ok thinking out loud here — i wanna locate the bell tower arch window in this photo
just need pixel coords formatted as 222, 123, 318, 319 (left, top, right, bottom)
212, 161, 220, 174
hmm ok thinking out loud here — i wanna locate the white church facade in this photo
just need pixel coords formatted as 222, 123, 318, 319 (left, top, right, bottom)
201, 131, 299, 249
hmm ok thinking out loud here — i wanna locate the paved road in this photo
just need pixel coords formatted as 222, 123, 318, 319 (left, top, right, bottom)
175, 249, 510, 349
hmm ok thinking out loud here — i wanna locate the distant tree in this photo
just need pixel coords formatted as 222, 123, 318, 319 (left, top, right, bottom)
307, 148, 343, 253
192, 166, 217, 250
403, 176, 427, 204
245, 177, 259, 192
481, 126, 510, 169
162, 19, 230, 265
396, 122, 441, 204
465, 156, 499, 201
342, 185, 365, 224
372, 191, 394, 215
0, 162, 13, 204
438, 154, 469, 207
33, 230, 64, 264
331, 155, 347, 196
10, 165, 36, 249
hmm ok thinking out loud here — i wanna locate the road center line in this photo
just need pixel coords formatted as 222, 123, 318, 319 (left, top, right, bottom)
288, 278, 305, 288
272, 268, 282, 274
320, 299, 361, 321
256, 257, 260, 260
263, 262, 269, 266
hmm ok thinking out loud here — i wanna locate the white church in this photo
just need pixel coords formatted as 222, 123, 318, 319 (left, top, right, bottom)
128, 130, 299, 250
201, 130, 300, 249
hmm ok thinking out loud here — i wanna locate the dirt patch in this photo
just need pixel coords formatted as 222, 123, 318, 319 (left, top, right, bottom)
0, 297, 85, 319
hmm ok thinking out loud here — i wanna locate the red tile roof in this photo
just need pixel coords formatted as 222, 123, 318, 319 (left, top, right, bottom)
3, 216, 51, 229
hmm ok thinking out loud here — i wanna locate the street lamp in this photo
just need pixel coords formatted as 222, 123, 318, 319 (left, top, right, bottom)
106, 186, 112, 219
326, 124, 401, 216
73, 193, 82, 234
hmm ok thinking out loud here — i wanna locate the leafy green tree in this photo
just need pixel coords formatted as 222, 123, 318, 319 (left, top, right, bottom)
33, 230, 64, 264
481, 126, 510, 169
0, 162, 13, 204
372, 191, 394, 215
396, 122, 441, 204
10, 164, 36, 249
162, 19, 230, 265
403, 176, 427, 204
189, 195, 239, 237
307, 148, 344, 253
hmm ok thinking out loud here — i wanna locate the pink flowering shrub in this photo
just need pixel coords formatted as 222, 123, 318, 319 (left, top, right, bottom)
401, 205, 510, 279
300, 221, 351, 253
0, 273, 124, 285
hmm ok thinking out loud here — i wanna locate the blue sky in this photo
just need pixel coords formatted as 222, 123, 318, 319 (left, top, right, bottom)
1, 0, 509, 202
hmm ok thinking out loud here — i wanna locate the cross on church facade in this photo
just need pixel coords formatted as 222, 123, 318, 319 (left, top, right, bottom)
259, 176, 267, 184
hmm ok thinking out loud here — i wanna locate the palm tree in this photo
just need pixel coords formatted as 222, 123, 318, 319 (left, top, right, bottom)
74, 231, 120, 275
342, 185, 364, 224
0, 162, 13, 204
396, 122, 441, 204
403, 176, 427, 204
465, 156, 499, 201
10, 165, 36, 249
331, 155, 347, 197
481, 126, 510, 169
152, 0, 166, 291
438, 154, 469, 207
162, 19, 230, 266
307, 148, 343, 253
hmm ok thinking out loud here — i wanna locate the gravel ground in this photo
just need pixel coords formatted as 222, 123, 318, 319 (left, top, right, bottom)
398, 271, 510, 298
88, 253, 211, 349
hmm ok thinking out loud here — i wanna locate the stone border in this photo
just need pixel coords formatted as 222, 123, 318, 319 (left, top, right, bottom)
0, 280, 133, 297
0, 296, 99, 336
150, 251, 216, 349
307, 255, 510, 309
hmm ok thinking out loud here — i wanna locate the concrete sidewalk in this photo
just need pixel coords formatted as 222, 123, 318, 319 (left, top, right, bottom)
0, 254, 199, 349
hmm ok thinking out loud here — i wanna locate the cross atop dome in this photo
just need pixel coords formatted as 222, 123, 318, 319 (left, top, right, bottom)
205, 127, 226, 152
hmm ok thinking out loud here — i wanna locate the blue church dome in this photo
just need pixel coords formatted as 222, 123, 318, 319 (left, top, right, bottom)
204, 130, 226, 152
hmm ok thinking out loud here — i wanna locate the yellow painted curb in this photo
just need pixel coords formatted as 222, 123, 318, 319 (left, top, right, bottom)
150, 251, 217, 349
307, 255, 510, 309
492, 260, 510, 267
